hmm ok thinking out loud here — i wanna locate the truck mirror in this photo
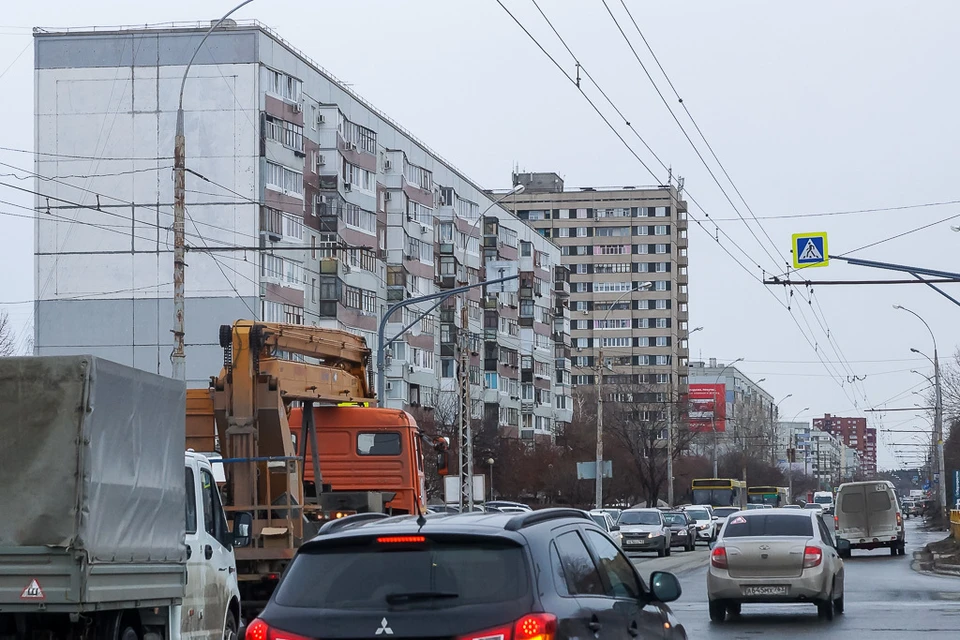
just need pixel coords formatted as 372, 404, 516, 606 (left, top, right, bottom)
437, 452, 449, 476
233, 512, 253, 548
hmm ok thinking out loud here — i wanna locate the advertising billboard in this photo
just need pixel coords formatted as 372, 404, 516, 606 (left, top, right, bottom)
688, 383, 726, 432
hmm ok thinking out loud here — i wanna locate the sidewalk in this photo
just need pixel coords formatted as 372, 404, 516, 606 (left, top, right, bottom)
914, 518, 960, 577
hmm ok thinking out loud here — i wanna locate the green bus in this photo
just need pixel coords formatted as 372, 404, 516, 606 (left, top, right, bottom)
747, 486, 789, 507
691, 478, 746, 509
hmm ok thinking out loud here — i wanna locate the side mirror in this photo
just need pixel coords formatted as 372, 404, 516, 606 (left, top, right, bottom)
712, 516, 719, 520
610, 525, 620, 532
649, 571, 682, 603
708, 540, 717, 550
233, 512, 253, 548
837, 538, 851, 555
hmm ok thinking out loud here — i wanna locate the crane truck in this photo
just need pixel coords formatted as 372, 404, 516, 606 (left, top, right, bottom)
0, 355, 251, 640
186, 321, 450, 618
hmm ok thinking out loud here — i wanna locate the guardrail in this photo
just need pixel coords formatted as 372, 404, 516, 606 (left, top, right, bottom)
951, 510, 960, 540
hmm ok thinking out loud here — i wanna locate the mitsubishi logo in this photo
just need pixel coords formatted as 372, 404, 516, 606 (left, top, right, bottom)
375, 618, 393, 636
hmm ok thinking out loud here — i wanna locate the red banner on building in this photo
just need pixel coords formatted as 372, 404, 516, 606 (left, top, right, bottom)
688, 384, 726, 432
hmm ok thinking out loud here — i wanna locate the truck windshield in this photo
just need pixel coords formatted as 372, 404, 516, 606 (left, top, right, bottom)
814, 496, 833, 504
692, 489, 736, 506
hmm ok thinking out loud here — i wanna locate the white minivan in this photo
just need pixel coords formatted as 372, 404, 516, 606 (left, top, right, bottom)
834, 480, 905, 557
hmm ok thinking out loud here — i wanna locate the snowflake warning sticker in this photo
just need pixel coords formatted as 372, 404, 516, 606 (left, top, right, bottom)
730, 516, 747, 525
20, 579, 45, 600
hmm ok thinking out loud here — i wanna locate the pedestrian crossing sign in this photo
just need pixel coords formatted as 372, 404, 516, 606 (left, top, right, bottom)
791, 232, 829, 269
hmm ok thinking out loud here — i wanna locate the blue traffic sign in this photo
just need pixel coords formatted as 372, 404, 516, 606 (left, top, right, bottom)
791, 232, 829, 269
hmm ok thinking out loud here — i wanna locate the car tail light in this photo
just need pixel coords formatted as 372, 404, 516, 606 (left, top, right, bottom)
710, 545, 728, 569
834, 515, 839, 527
803, 545, 823, 569
457, 613, 557, 640
376, 535, 425, 544
896, 512, 903, 527
245, 619, 313, 640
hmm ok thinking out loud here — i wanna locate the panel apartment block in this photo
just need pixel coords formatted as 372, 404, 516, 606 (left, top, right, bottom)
814, 414, 877, 477
32, 22, 571, 436
502, 172, 690, 412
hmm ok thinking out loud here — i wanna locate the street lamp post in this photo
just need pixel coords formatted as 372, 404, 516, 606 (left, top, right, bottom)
594, 282, 652, 509
171, 0, 256, 382
711, 358, 743, 477
895, 304, 946, 522
486, 458, 495, 502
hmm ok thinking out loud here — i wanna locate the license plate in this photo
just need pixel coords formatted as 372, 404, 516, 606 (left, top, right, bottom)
625, 539, 645, 545
744, 585, 788, 596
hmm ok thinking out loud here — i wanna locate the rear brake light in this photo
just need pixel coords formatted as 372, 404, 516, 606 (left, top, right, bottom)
803, 545, 823, 569
457, 613, 557, 640
710, 545, 728, 569
245, 619, 313, 640
896, 512, 903, 527
376, 536, 425, 544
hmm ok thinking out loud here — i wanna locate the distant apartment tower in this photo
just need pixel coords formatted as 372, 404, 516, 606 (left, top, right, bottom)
813, 414, 876, 477
32, 22, 571, 437
501, 172, 690, 409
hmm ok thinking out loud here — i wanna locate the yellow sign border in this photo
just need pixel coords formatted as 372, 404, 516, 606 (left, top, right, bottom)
791, 232, 829, 269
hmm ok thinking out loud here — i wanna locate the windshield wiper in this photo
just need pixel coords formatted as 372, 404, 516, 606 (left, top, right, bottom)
384, 591, 459, 605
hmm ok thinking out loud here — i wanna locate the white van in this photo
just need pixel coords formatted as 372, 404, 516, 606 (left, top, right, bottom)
813, 490, 835, 514
834, 480, 905, 557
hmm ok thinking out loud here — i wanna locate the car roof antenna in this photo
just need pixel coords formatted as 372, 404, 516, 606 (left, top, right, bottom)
416, 510, 427, 530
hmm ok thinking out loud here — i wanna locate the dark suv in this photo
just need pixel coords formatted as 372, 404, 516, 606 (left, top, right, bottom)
242, 508, 687, 639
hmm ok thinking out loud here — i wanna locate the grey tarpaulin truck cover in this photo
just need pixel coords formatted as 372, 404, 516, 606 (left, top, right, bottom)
0, 355, 186, 572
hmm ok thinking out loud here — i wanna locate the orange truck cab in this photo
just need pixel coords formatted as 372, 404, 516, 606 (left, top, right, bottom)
289, 406, 428, 518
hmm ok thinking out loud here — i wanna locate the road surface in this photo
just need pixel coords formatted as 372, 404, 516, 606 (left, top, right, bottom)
630, 520, 960, 638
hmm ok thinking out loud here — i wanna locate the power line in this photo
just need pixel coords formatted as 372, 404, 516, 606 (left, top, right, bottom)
708, 198, 960, 221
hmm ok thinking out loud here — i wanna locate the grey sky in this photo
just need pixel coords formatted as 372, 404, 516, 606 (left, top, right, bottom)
3, 1, 958, 471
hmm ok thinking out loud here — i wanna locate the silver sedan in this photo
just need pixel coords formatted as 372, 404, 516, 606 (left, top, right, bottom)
707, 508, 846, 622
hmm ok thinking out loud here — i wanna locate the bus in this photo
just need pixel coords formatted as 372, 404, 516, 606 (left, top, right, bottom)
747, 486, 789, 507
691, 478, 746, 509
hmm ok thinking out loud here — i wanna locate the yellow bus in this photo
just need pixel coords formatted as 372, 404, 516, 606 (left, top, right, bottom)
691, 478, 746, 509
747, 485, 789, 507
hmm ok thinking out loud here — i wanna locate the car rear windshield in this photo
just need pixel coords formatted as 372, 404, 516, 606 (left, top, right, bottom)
663, 513, 687, 526
274, 538, 529, 610
722, 514, 814, 538
686, 509, 709, 520
619, 511, 661, 525
714, 508, 739, 517
590, 515, 607, 528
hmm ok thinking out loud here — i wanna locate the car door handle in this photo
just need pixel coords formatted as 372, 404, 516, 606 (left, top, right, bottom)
588, 617, 602, 632
628, 621, 640, 637
186, 545, 192, 559
218, 567, 229, 572
204, 544, 213, 560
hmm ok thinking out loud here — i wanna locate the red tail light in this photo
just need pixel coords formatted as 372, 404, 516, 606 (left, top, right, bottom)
245, 619, 313, 640
710, 545, 728, 569
376, 535, 425, 544
803, 545, 823, 569
896, 512, 903, 527
457, 613, 557, 640
834, 515, 839, 527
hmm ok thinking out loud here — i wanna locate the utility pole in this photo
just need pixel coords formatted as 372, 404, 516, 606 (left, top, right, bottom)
666, 376, 674, 507
458, 302, 474, 511
934, 347, 947, 520
594, 343, 604, 509
171, 0, 255, 382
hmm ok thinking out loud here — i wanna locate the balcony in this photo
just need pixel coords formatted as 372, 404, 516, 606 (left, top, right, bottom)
554, 279, 570, 297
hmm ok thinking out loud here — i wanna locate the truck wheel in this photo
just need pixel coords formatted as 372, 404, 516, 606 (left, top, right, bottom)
120, 627, 139, 640
224, 611, 238, 640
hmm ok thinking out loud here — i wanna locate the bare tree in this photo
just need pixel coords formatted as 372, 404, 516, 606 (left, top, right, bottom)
0, 311, 19, 357
601, 383, 698, 506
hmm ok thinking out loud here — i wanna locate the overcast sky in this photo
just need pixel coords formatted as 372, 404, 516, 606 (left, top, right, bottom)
2, 1, 958, 471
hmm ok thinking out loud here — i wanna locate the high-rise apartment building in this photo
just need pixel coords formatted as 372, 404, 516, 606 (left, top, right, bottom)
500, 173, 690, 413
32, 22, 571, 437
813, 414, 876, 477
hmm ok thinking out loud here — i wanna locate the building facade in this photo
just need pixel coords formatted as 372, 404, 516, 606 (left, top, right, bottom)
32, 22, 572, 437
776, 420, 809, 470
689, 359, 777, 462
813, 414, 877, 477
808, 430, 843, 490
500, 172, 690, 419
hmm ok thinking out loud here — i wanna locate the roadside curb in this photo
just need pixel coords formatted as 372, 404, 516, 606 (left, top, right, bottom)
912, 549, 960, 578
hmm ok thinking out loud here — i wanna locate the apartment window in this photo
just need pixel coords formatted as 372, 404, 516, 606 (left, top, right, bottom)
575, 208, 588, 219
655, 318, 668, 329
403, 160, 433, 191
655, 336, 669, 347
595, 318, 630, 330
655, 262, 668, 273
600, 337, 630, 348
574, 337, 590, 349
341, 203, 376, 234
575, 263, 589, 274
520, 241, 532, 257
594, 263, 630, 274
636, 244, 649, 254
264, 115, 304, 153
655, 299, 667, 310
310, 278, 316, 303
596, 226, 630, 237
655, 355, 669, 365
441, 359, 455, 378
594, 282, 633, 293
341, 159, 376, 192
654, 225, 669, 236
636, 226, 649, 236
311, 105, 317, 129
576, 227, 588, 237
654, 281, 668, 291
266, 69, 302, 103
406, 199, 434, 226
265, 162, 304, 197
654, 206, 668, 217
340, 117, 377, 154
574, 282, 590, 293
655, 244, 668, 254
